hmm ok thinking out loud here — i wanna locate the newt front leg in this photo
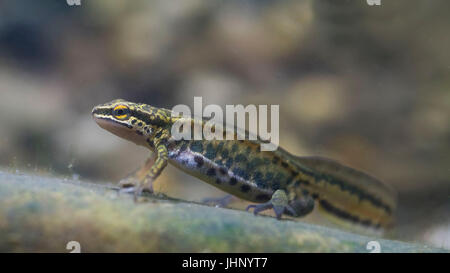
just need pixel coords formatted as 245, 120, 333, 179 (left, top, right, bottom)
119, 157, 156, 189
119, 143, 168, 198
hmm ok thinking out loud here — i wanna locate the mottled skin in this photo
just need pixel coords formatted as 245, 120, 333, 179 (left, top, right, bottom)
92, 99, 397, 228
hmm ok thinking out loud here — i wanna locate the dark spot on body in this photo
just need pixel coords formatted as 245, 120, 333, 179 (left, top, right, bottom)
131, 120, 137, 124
179, 142, 188, 152
256, 194, 270, 201
221, 149, 229, 159
254, 172, 266, 188
146, 139, 154, 148
271, 182, 280, 191
155, 130, 163, 138
254, 171, 264, 181
219, 167, 227, 175
194, 156, 204, 167
234, 154, 247, 163
206, 168, 216, 176
265, 172, 274, 182
167, 141, 176, 150
216, 142, 224, 151
214, 158, 223, 166
240, 184, 251, 193
190, 141, 203, 153
205, 143, 216, 159
138, 122, 143, 127
225, 158, 233, 168
246, 158, 263, 172
232, 167, 250, 180
229, 177, 238, 185
274, 172, 286, 183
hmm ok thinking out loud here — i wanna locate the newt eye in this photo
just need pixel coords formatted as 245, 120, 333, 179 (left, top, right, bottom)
113, 105, 130, 120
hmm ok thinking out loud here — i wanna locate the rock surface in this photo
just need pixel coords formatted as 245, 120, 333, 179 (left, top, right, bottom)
0, 170, 445, 253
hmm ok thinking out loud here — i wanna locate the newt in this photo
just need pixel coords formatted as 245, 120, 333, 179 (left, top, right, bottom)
92, 99, 397, 228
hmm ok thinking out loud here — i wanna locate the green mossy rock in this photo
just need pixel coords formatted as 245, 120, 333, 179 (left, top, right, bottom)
0, 171, 445, 253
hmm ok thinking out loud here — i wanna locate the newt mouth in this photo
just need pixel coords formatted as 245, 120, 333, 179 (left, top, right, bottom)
93, 115, 132, 129
93, 115, 146, 146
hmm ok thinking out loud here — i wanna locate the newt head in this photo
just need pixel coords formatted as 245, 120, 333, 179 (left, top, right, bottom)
92, 99, 173, 148
92, 99, 142, 145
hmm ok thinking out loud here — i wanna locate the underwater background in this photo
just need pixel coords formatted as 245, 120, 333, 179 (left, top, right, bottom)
0, 0, 448, 249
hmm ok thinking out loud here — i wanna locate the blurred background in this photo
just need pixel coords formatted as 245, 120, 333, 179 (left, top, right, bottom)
0, 0, 449, 249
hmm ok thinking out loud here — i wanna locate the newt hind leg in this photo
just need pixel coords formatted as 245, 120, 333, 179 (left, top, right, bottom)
285, 194, 315, 217
246, 190, 315, 220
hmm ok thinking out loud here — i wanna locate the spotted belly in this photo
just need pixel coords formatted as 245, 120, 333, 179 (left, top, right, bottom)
167, 146, 274, 203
